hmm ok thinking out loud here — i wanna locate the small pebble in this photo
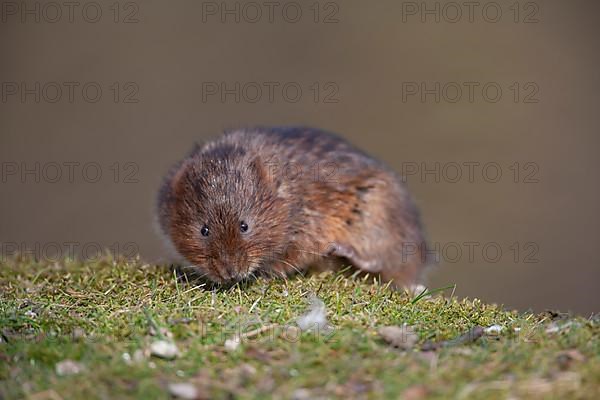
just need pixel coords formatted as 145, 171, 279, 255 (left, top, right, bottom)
292, 388, 312, 400
168, 382, 198, 399
484, 325, 504, 336
55, 360, 84, 376
378, 325, 418, 350
224, 335, 241, 351
150, 340, 179, 359
409, 284, 428, 296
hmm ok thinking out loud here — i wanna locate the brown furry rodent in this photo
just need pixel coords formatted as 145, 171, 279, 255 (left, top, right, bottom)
157, 126, 428, 287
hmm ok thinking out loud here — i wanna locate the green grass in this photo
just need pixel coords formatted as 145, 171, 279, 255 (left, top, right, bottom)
1, 257, 598, 399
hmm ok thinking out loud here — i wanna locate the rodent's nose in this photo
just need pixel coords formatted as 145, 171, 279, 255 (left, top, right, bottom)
224, 265, 236, 279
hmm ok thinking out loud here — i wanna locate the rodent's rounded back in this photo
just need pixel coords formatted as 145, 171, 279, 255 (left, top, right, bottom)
157, 126, 428, 288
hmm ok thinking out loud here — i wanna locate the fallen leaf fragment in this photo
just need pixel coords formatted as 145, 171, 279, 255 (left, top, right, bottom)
421, 326, 484, 351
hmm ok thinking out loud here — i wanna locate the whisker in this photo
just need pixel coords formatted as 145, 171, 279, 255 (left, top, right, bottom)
296, 249, 328, 258
274, 258, 303, 275
265, 267, 287, 280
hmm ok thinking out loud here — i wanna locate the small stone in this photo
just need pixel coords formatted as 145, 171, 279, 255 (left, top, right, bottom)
122, 352, 132, 364
292, 388, 312, 400
168, 382, 198, 399
378, 325, 418, 350
408, 284, 428, 296
224, 335, 241, 351
55, 359, 84, 376
484, 325, 504, 336
150, 340, 179, 359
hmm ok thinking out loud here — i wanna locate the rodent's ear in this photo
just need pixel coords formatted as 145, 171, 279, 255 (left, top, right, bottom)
169, 159, 190, 194
249, 155, 276, 187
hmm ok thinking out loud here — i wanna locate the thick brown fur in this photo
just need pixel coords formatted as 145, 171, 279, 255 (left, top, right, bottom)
157, 126, 428, 287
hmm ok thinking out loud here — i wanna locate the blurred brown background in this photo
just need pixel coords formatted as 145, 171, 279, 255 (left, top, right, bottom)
1, 0, 598, 314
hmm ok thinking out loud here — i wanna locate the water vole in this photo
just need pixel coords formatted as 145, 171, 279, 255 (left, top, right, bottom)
157, 126, 428, 287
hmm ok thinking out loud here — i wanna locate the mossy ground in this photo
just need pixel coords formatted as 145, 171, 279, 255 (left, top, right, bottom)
0, 257, 598, 399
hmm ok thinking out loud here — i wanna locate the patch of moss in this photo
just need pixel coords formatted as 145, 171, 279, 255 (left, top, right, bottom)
1, 257, 598, 399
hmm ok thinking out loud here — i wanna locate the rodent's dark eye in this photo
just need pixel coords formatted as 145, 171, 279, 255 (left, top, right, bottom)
240, 221, 249, 233
200, 225, 210, 237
